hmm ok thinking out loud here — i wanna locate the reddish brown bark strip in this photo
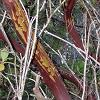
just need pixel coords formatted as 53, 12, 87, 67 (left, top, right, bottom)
3, 0, 71, 99
64, 0, 84, 50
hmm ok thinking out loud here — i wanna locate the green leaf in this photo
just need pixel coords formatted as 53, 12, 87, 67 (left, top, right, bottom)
0, 48, 9, 62
74, 59, 84, 74
0, 64, 5, 71
91, 0, 96, 5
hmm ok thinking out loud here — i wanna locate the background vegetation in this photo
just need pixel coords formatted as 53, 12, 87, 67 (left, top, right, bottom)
0, 0, 100, 100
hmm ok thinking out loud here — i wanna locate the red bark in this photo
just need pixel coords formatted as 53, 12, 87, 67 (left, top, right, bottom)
2, 0, 71, 99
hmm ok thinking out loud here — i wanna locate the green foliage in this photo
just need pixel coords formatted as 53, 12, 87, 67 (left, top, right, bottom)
74, 59, 84, 74
0, 48, 9, 71
0, 64, 5, 72
0, 48, 9, 62
0, 88, 8, 99
0, 41, 5, 48
91, 0, 96, 5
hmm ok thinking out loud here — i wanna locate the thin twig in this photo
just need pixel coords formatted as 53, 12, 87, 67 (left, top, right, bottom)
82, 17, 91, 100
0, 11, 14, 52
